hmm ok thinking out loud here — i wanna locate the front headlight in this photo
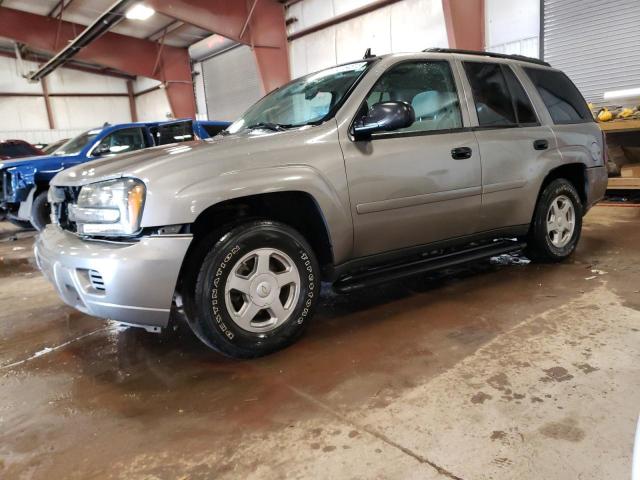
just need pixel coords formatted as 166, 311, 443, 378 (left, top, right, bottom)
69, 178, 146, 236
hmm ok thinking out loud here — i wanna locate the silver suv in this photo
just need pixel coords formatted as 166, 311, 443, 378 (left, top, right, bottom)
35, 49, 608, 358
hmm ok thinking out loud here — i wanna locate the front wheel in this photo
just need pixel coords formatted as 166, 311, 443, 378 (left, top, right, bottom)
185, 221, 321, 358
526, 178, 583, 262
30, 191, 51, 232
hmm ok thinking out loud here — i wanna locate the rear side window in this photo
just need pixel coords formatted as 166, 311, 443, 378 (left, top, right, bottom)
464, 62, 517, 126
524, 68, 593, 124
203, 124, 226, 137
464, 62, 538, 127
502, 67, 537, 124
155, 122, 194, 145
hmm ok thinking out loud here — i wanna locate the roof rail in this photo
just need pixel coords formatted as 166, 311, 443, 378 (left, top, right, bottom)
423, 48, 551, 67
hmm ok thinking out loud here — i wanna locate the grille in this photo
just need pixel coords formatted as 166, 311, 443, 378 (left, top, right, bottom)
88, 270, 105, 291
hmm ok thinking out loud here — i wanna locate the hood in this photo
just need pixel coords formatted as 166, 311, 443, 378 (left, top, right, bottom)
0, 154, 74, 171
50, 128, 313, 188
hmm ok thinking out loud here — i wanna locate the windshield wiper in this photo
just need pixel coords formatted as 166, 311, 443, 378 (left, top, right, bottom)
246, 122, 291, 132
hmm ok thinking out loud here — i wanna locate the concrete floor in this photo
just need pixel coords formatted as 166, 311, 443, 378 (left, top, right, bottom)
0, 205, 639, 480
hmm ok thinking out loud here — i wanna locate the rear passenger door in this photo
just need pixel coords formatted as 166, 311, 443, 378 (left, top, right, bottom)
461, 61, 557, 232
341, 60, 482, 257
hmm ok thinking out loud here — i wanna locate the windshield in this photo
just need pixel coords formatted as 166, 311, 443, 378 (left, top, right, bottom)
227, 61, 371, 134
54, 128, 102, 156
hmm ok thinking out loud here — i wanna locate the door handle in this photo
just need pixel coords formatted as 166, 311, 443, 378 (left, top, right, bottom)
451, 147, 472, 160
533, 139, 549, 150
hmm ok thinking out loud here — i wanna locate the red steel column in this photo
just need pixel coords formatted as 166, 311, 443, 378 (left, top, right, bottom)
442, 0, 485, 50
149, 0, 291, 94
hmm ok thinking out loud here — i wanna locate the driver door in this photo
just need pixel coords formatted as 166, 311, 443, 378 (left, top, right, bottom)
340, 60, 482, 258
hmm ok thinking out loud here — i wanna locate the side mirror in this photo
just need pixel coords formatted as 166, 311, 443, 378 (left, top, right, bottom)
353, 101, 415, 141
93, 143, 111, 156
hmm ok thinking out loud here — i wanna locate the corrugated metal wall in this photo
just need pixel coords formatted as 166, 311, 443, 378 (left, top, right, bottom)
201, 45, 262, 122
544, 0, 640, 105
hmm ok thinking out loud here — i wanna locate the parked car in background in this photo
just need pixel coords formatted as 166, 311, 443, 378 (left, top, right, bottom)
35, 50, 608, 358
0, 118, 230, 229
41, 138, 70, 155
0, 140, 43, 160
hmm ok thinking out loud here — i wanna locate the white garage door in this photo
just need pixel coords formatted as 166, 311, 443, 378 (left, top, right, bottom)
543, 0, 640, 105
201, 45, 263, 122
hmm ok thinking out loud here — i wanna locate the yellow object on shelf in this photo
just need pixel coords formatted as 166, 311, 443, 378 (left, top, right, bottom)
598, 108, 613, 122
618, 108, 634, 119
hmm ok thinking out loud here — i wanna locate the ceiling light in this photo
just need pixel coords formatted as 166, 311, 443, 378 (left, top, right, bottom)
125, 4, 155, 21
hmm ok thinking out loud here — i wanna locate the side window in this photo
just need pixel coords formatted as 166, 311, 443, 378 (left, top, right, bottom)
362, 61, 463, 134
524, 67, 593, 124
464, 62, 517, 127
502, 67, 538, 125
155, 122, 194, 146
95, 128, 147, 156
203, 124, 227, 137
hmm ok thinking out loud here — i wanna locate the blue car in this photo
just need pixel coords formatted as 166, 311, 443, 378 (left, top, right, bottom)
0, 119, 230, 230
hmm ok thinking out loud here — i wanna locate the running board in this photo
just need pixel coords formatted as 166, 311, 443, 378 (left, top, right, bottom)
333, 240, 526, 294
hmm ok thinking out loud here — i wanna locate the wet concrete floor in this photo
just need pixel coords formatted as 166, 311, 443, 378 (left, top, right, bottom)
0, 205, 639, 479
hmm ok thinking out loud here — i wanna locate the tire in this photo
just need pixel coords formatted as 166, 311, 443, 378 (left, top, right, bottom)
30, 191, 50, 232
526, 178, 583, 262
184, 220, 320, 358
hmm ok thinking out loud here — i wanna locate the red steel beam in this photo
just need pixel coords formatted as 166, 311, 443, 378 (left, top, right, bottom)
148, 0, 290, 93
441, 0, 484, 50
0, 6, 196, 118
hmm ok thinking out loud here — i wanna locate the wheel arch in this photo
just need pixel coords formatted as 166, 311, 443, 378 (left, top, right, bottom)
190, 191, 335, 268
535, 163, 587, 214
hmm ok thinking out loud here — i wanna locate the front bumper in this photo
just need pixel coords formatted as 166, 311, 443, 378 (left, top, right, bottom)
35, 226, 193, 329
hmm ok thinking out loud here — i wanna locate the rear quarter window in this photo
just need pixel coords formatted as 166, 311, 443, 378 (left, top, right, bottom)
524, 68, 594, 124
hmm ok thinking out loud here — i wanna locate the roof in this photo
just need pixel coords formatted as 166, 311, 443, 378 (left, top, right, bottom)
423, 48, 551, 67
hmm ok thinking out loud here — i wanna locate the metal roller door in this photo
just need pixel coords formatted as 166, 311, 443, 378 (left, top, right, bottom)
201, 45, 263, 122
543, 0, 640, 105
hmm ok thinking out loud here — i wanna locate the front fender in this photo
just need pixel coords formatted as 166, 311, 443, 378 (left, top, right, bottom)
141, 165, 354, 263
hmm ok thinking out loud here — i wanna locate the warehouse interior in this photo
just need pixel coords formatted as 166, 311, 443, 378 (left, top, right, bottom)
1, 1, 639, 479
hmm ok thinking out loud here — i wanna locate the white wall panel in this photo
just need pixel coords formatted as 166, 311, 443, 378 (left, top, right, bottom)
0, 129, 85, 144
133, 76, 162, 94
391, 0, 448, 52
0, 56, 42, 94
192, 63, 208, 120
334, 0, 378, 16
135, 89, 172, 122
335, 7, 391, 64
289, 0, 448, 77
48, 68, 128, 94
485, 0, 539, 54
0, 97, 50, 131
51, 97, 131, 130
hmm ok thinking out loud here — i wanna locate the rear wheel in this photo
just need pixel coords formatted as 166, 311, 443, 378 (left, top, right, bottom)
526, 178, 583, 262
30, 191, 50, 232
185, 220, 320, 358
